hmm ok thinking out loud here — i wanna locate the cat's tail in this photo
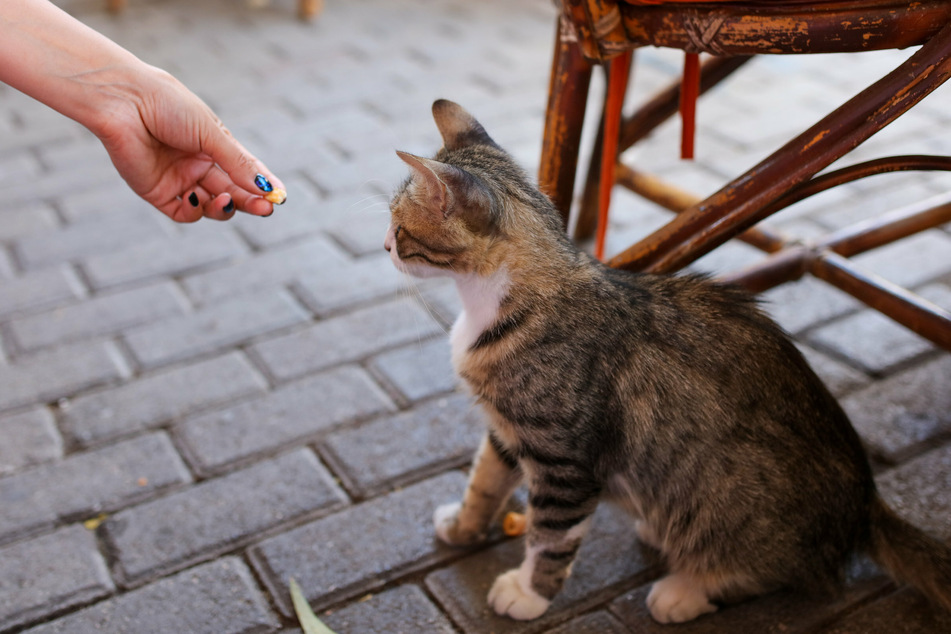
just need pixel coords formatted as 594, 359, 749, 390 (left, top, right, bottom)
868, 495, 951, 611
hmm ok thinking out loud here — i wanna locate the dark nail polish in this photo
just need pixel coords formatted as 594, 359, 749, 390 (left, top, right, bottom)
254, 174, 274, 193
188, 192, 199, 207
223, 198, 235, 214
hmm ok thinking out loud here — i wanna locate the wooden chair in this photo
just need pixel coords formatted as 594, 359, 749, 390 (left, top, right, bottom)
539, 0, 951, 351
106, 0, 324, 20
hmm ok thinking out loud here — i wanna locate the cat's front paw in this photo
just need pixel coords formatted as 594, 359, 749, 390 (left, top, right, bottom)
487, 569, 551, 620
433, 502, 486, 546
647, 573, 718, 623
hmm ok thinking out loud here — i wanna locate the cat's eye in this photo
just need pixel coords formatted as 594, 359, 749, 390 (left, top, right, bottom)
395, 225, 403, 239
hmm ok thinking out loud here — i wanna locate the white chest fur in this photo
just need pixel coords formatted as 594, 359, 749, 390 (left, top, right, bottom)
449, 268, 510, 369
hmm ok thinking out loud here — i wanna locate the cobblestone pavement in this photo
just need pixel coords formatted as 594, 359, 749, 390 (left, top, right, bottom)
2, 0, 950, 632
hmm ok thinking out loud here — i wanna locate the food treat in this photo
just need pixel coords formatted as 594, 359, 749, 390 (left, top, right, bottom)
264, 188, 287, 205
503, 511, 527, 537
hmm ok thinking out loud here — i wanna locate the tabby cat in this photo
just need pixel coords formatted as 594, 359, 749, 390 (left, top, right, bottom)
384, 99, 951, 623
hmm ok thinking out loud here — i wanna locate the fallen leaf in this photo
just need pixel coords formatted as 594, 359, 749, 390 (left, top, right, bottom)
289, 577, 338, 634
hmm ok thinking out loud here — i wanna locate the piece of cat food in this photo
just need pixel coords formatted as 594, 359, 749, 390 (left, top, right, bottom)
503, 511, 527, 537
264, 188, 287, 205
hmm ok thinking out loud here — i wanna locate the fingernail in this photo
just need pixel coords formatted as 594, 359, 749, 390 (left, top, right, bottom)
188, 192, 199, 207
254, 174, 274, 193
223, 198, 235, 214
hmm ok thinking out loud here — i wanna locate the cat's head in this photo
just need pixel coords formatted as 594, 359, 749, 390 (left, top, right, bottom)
386, 99, 561, 281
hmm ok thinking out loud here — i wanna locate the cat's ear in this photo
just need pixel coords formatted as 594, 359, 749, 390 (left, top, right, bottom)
396, 150, 495, 227
432, 99, 497, 151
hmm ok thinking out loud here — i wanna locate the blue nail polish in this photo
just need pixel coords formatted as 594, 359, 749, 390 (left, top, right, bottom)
223, 198, 235, 214
254, 174, 274, 193
188, 192, 199, 207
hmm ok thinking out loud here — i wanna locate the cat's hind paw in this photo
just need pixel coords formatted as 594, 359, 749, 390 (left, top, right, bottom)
647, 573, 718, 623
488, 569, 550, 620
433, 502, 486, 546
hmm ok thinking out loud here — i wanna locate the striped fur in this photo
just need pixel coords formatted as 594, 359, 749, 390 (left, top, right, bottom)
386, 100, 951, 623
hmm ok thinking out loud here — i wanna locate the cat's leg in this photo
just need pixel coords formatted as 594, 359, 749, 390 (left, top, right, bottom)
646, 571, 719, 623
434, 432, 522, 546
488, 466, 601, 620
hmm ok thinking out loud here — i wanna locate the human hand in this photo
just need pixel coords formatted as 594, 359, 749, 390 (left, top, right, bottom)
94, 65, 285, 223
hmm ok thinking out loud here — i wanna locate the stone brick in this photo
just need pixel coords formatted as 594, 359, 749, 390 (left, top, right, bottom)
842, 355, 951, 462
8, 282, 188, 352
0, 202, 59, 242
82, 226, 249, 290
13, 209, 169, 270
321, 394, 482, 497
0, 265, 85, 319
23, 557, 280, 634
325, 206, 391, 256
61, 352, 268, 448
417, 281, 461, 327
250, 471, 468, 617
181, 234, 348, 306
545, 611, 630, 634
425, 502, 656, 634
104, 448, 346, 586
808, 283, 951, 374
797, 344, 870, 398
608, 558, 886, 634
230, 177, 329, 249
0, 340, 129, 414
0, 408, 62, 476
294, 254, 404, 317
759, 277, 860, 335
0, 432, 191, 544
123, 288, 309, 370
369, 337, 457, 402
876, 444, 951, 541
819, 587, 951, 634
0, 525, 114, 633
176, 365, 395, 475
852, 230, 951, 288
249, 297, 443, 383
322, 585, 456, 634
56, 179, 158, 222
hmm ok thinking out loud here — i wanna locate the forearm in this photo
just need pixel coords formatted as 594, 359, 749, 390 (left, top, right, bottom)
0, 0, 148, 137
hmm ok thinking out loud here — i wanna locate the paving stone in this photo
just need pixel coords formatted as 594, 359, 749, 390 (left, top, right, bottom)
417, 281, 462, 327
0, 525, 114, 633
852, 230, 951, 288
250, 297, 443, 382
23, 557, 280, 634
177, 365, 395, 475
0, 432, 191, 544
123, 288, 309, 370
13, 209, 169, 270
797, 344, 870, 398
544, 611, 630, 634
608, 557, 886, 634
60, 352, 268, 448
818, 587, 951, 633
322, 394, 483, 497
807, 284, 951, 374
325, 206, 392, 256
369, 336, 457, 401
842, 355, 951, 462
181, 234, 348, 306
0, 340, 129, 414
876, 444, 951, 541
104, 448, 346, 586
294, 254, 404, 316
81, 226, 249, 290
426, 502, 656, 634
759, 277, 861, 335
55, 179, 159, 222
0, 408, 62, 476
7, 282, 188, 352
321, 585, 456, 634
0, 202, 59, 241
230, 177, 329, 248
250, 470, 468, 617
0, 265, 85, 319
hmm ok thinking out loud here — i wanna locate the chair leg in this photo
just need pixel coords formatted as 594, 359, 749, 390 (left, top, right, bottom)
539, 18, 593, 230
107, 0, 126, 13
595, 51, 632, 260
608, 20, 951, 273
299, 0, 323, 20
